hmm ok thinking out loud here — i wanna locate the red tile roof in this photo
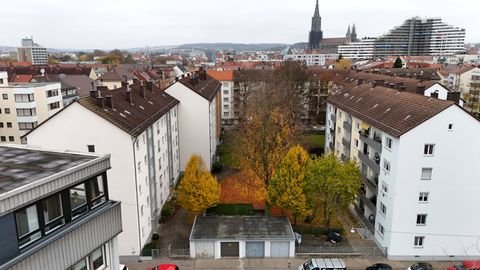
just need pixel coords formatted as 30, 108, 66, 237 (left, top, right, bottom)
206, 70, 234, 81
11, 74, 33, 83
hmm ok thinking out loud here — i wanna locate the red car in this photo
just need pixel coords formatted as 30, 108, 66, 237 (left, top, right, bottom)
447, 261, 480, 270
148, 264, 179, 270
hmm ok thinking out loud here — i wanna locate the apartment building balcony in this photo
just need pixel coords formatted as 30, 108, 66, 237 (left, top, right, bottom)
359, 130, 382, 153
341, 137, 350, 148
361, 174, 378, 194
330, 113, 336, 123
358, 150, 380, 174
359, 194, 377, 212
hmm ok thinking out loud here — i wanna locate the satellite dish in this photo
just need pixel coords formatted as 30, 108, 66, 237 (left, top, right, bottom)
40, 68, 45, 76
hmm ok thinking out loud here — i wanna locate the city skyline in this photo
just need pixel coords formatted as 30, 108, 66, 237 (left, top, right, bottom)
0, 0, 478, 50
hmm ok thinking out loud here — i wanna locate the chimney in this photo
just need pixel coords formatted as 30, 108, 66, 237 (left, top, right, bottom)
372, 81, 377, 88
146, 81, 153, 92
375, 79, 385, 86
140, 81, 146, 98
384, 82, 390, 88
126, 85, 133, 103
447, 92, 461, 105
121, 80, 128, 89
357, 79, 364, 86
398, 85, 407, 92
96, 92, 105, 108
105, 95, 113, 109
389, 83, 395, 89
416, 84, 426, 95
395, 82, 404, 90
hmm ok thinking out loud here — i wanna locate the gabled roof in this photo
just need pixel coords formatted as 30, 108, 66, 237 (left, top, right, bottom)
206, 70, 234, 81
97, 71, 122, 81
327, 84, 455, 137
78, 81, 179, 137
177, 76, 221, 102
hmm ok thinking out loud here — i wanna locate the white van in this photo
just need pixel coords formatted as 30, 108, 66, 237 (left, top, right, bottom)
299, 258, 347, 270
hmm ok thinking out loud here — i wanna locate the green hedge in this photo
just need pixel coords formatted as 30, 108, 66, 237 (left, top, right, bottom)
292, 225, 344, 235
207, 203, 254, 215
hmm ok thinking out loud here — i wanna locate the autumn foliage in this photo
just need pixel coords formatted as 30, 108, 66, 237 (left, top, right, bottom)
177, 155, 220, 215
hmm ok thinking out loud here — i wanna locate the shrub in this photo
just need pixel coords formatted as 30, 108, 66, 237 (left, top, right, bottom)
211, 161, 223, 173
209, 203, 254, 215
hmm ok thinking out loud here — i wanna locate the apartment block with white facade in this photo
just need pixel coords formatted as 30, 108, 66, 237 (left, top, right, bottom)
284, 51, 338, 67
0, 145, 122, 270
0, 71, 63, 144
165, 72, 221, 170
206, 70, 235, 123
24, 80, 180, 257
326, 82, 480, 260
17, 38, 48, 65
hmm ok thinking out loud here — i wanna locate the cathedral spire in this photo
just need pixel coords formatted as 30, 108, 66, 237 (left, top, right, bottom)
308, 0, 323, 49
314, 0, 320, 17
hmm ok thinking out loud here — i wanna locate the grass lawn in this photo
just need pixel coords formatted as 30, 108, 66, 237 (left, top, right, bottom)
301, 133, 325, 150
218, 130, 237, 167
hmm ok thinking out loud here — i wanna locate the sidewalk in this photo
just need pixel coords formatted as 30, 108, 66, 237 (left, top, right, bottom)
122, 257, 457, 270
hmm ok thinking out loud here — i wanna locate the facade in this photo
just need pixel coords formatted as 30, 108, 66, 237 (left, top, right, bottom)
339, 17, 465, 59
326, 82, 480, 260
206, 70, 235, 123
284, 51, 338, 67
164, 73, 221, 170
308, 0, 323, 49
0, 71, 63, 144
446, 66, 480, 112
17, 38, 48, 65
189, 216, 295, 259
0, 145, 122, 270
24, 80, 180, 256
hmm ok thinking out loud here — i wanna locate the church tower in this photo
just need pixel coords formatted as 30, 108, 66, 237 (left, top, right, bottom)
308, 0, 323, 49
351, 24, 358, 42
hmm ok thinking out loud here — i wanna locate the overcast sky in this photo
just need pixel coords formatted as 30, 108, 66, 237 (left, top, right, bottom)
0, 0, 477, 50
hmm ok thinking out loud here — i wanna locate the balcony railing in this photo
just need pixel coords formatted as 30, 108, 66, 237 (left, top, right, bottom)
343, 121, 352, 131
358, 150, 380, 174
359, 195, 377, 212
361, 174, 378, 193
359, 132, 382, 153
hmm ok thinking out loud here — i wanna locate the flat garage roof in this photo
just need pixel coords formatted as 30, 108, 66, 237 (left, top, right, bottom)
190, 216, 295, 241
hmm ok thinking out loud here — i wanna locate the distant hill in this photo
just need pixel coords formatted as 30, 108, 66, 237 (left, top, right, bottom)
176, 43, 290, 51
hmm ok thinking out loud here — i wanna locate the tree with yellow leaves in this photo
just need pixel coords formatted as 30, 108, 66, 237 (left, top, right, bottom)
268, 145, 311, 224
304, 154, 361, 226
335, 58, 352, 70
177, 155, 220, 215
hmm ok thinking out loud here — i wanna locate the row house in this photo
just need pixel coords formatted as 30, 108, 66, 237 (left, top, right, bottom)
326, 82, 480, 260
24, 80, 180, 256
0, 71, 63, 144
0, 145, 122, 270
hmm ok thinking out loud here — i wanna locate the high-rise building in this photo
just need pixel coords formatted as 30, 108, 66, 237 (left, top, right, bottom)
308, 0, 323, 49
339, 17, 466, 59
17, 37, 48, 65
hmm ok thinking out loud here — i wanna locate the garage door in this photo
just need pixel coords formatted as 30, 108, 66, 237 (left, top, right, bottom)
195, 241, 214, 258
246, 241, 265, 258
220, 242, 239, 257
270, 241, 289, 257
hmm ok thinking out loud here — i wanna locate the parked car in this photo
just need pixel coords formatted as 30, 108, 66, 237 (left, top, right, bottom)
148, 264, 179, 270
407, 262, 433, 270
447, 261, 480, 270
366, 263, 392, 270
327, 231, 343, 243
298, 258, 347, 270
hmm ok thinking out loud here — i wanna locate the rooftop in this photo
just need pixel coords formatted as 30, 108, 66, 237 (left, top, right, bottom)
178, 74, 221, 101
190, 216, 295, 240
0, 82, 59, 88
327, 84, 455, 137
0, 145, 95, 195
206, 70, 234, 81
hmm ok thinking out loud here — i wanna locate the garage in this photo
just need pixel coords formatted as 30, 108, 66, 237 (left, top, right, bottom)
270, 241, 290, 257
246, 241, 265, 258
195, 241, 214, 258
189, 216, 295, 259
220, 242, 239, 257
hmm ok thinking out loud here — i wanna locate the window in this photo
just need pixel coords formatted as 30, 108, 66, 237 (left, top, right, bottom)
87, 145, 95, 153
223, 112, 229, 117
338, 127, 341, 134
419, 192, 429, 202
70, 183, 88, 218
424, 144, 435, 156
16, 108, 36, 116
72, 258, 87, 270
18, 122, 37, 130
448, 123, 453, 130
14, 94, 34, 102
416, 214, 427, 225
223, 90, 228, 95
140, 205, 144, 216
0, 136, 5, 142
8, 136, 14, 142
383, 160, 390, 172
137, 161, 141, 172
380, 202, 387, 215
15, 205, 41, 247
414, 236, 425, 247
157, 140, 161, 152
354, 139, 359, 148
381, 182, 388, 193
421, 168, 432, 180
378, 223, 385, 235
48, 102, 60, 110
223, 97, 229, 102
223, 104, 229, 109
88, 175, 106, 207
2, 93, 8, 100
4, 108, 10, 114
42, 194, 65, 233
135, 140, 139, 150
385, 137, 392, 149
0, 123, 3, 128
47, 89, 59, 97
6, 122, 12, 128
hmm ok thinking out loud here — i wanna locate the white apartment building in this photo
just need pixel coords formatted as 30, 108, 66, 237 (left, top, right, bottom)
24, 80, 180, 257
17, 38, 48, 65
165, 73, 221, 170
326, 82, 480, 260
206, 70, 235, 123
0, 71, 63, 144
447, 66, 480, 112
284, 51, 338, 66
0, 145, 122, 270
338, 38, 376, 60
